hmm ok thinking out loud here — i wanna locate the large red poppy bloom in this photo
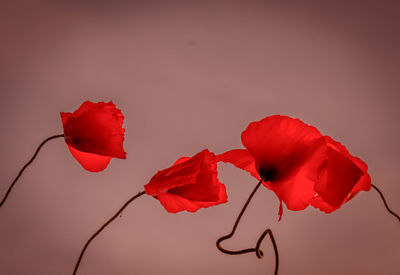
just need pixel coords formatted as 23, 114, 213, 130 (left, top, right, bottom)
145, 149, 228, 213
61, 101, 126, 172
218, 115, 370, 218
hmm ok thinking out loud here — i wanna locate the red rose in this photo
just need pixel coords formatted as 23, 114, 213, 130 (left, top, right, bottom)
218, 115, 370, 218
145, 149, 228, 213
61, 101, 126, 172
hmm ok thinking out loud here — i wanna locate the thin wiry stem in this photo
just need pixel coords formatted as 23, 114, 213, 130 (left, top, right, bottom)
216, 178, 279, 275
73, 191, 146, 275
371, 184, 400, 222
0, 134, 64, 208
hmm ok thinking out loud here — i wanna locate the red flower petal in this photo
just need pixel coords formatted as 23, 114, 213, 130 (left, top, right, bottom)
217, 149, 260, 180
173, 157, 191, 166
310, 137, 371, 211
156, 193, 203, 213
67, 145, 112, 172
61, 101, 126, 172
307, 196, 336, 213
157, 183, 227, 213
145, 150, 227, 213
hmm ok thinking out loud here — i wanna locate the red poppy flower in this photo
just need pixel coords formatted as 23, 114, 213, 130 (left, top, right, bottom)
144, 149, 228, 213
218, 115, 370, 218
61, 101, 126, 172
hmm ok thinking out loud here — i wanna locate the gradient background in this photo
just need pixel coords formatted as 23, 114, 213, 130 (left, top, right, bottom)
1, 1, 399, 274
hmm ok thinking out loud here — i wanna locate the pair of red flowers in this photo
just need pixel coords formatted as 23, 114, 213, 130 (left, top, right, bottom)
61, 101, 227, 212
63, 101, 370, 216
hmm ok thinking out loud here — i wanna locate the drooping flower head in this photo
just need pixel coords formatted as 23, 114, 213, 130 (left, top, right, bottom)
145, 149, 228, 213
218, 115, 370, 219
61, 101, 126, 172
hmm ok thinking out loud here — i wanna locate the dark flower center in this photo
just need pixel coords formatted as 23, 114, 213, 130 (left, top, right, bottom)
259, 166, 279, 182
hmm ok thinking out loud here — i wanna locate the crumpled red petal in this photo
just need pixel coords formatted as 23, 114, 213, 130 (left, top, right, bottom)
169, 153, 221, 202
144, 155, 201, 196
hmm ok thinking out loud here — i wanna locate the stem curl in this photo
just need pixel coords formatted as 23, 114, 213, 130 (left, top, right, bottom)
216, 179, 279, 275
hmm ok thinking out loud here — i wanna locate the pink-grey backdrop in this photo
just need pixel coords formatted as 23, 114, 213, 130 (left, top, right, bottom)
1, 1, 399, 274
